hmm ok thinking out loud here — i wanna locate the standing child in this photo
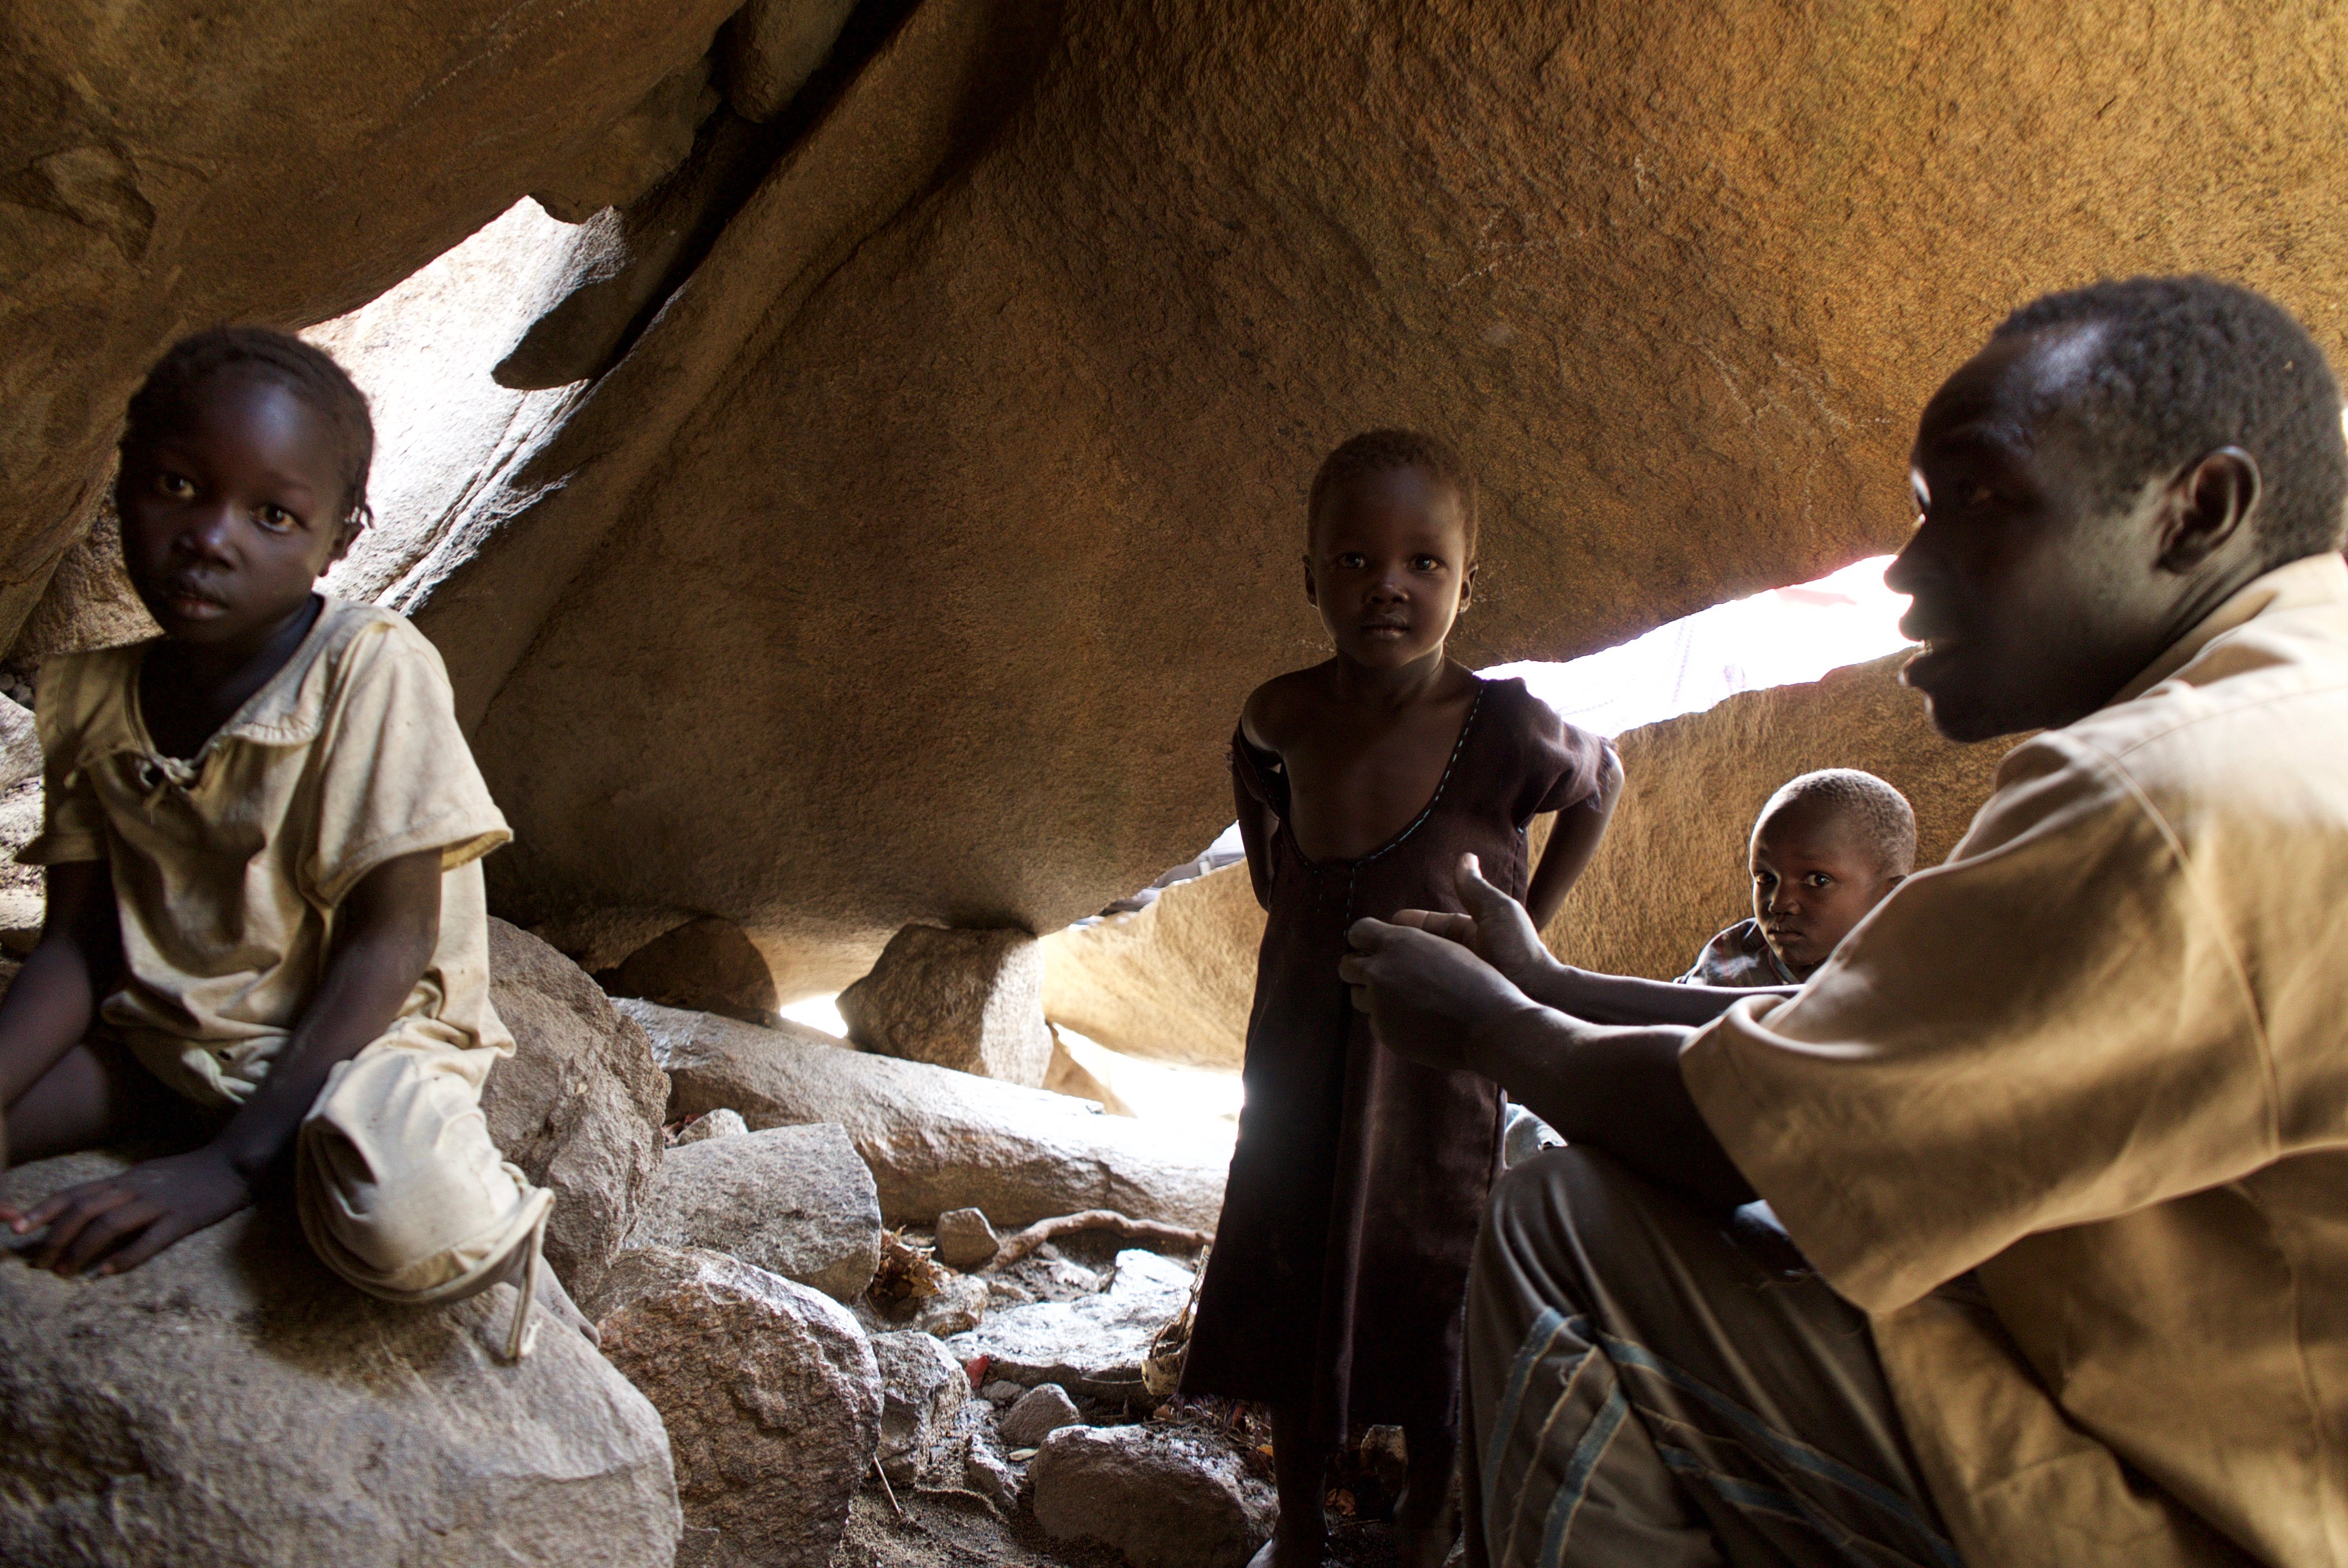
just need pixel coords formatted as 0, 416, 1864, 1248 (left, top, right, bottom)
0, 327, 574, 1358
1182, 430, 1621, 1567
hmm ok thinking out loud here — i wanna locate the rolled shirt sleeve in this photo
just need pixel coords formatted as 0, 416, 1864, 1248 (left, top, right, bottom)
301, 630, 510, 909
1679, 728, 2275, 1314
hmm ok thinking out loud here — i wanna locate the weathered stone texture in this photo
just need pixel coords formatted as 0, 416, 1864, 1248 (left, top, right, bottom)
624, 1000, 1226, 1230
1029, 1423, 1275, 1568
480, 919, 670, 1298
0, 1153, 681, 1568
840, 924, 1053, 1086
593, 1246, 880, 1568
1042, 863, 1259, 1070
0, 0, 741, 641
621, 1121, 882, 1302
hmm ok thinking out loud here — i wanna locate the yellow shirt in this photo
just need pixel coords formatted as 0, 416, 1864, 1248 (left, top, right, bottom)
20, 597, 513, 1107
1682, 552, 2348, 1568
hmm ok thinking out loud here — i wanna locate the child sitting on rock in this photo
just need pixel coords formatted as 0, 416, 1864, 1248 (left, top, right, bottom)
1181, 429, 1621, 1568
0, 327, 576, 1359
1678, 768, 1914, 986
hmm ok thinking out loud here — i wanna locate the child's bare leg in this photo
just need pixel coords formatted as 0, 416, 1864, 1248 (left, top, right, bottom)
1394, 1420, 1461, 1568
4, 1041, 135, 1169
1249, 1403, 1328, 1568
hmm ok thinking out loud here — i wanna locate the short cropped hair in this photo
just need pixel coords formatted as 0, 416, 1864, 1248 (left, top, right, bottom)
1993, 276, 2348, 564
1755, 769, 1917, 877
119, 326, 375, 528
1308, 428, 1478, 553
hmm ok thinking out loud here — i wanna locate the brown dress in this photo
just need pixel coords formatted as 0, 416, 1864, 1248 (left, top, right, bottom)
1181, 675, 1610, 1443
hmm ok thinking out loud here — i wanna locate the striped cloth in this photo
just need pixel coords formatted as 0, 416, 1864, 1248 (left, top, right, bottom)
1463, 1147, 1961, 1567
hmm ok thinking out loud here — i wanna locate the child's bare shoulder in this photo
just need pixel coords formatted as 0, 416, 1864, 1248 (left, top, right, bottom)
1239, 663, 1336, 751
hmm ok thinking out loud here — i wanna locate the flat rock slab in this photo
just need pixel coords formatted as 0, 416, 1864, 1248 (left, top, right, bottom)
1031, 1423, 1275, 1568
595, 1246, 879, 1568
946, 1250, 1194, 1402
0, 1153, 680, 1568
623, 1000, 1225, 1230
622, 1122, 880, 1302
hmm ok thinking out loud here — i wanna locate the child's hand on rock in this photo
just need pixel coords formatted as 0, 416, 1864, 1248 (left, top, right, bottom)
9, 1145, 254, 1278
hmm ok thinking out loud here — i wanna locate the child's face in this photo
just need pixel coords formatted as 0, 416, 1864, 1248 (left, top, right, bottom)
1748, 805, 1903, 976
118, 372, 362, 649
1303, 466, 1475, 670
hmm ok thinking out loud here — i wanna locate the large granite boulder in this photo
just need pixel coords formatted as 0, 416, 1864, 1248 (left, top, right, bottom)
600, 914, 782, 1028
0, 0, 743, 643
593, 1246, 880, 1568
621, 1121, 881, 1302
358, 0, 2348, 1000
1041, 862, 1259, 1070
622, 1000, 1226, 1231
480, 919, 668, 1298
841, 924, 1054, 1086
0, 1153, 680, 1566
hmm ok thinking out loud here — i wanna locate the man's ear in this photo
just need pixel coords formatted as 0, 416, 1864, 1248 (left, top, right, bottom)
2157, 446, 2260, 572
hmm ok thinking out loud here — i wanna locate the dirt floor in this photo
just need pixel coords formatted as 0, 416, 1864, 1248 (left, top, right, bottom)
830, 1482, 1408, 1568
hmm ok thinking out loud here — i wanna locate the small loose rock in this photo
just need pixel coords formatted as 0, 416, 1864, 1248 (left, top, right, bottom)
998, 1383, 1080, 1449
934, 1206, 1001, 1270
676, 1108, 749, 1144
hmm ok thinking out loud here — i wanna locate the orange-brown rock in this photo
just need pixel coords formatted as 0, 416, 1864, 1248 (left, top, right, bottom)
1042, 867, 1259, 1071
401, 0, 2348, 992
0, 0, 741, 641
17, 2, 2348, 995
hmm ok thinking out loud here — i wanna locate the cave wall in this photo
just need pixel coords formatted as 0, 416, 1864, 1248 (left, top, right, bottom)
10, 1, 2348, 989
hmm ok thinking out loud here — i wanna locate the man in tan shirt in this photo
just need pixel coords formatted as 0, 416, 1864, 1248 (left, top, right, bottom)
1342, 274, 2348, 1566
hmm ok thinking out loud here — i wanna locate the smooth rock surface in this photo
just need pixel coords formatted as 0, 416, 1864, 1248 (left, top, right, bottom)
1030, 1424, 1275, 1568
1041, 863, 1259, 1070
720, 0, 860, 121
0, 1153, 681, 1567
621, 1122, 881, 1302
594, 1246, 880, 1568
626, 1000, 1226, 1230
934, 1206, 1001, 1271
1, 0, 739, 643
873, 1329, 974, 1484
841, 925, 1053, 1087
946, 1250, 1196, 1402
1042, 1030, 1135, 1116
998, 1383, 1082, 1450
603, 914, 782, 1028
379, 0, 2348, 1002
481, 919, 669, 1298
676, 1107, 750, 1144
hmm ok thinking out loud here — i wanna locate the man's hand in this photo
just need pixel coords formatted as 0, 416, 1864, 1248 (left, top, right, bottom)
6, 1145, 253, 1277
1389, 853, 1560, 992
1339, 916, 1541, 1076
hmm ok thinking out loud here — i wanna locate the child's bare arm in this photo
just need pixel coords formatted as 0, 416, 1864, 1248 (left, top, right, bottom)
13, 848, 441, 1277
1523, 743, 1623, 928
0, 863, 123, 1125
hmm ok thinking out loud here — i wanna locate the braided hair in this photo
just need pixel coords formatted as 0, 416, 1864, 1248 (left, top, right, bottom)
118, 326, 375, 529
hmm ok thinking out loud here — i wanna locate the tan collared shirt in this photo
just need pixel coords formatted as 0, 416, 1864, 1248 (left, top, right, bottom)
1683, 553, 2348, 1568
21, 597, 513, 1106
